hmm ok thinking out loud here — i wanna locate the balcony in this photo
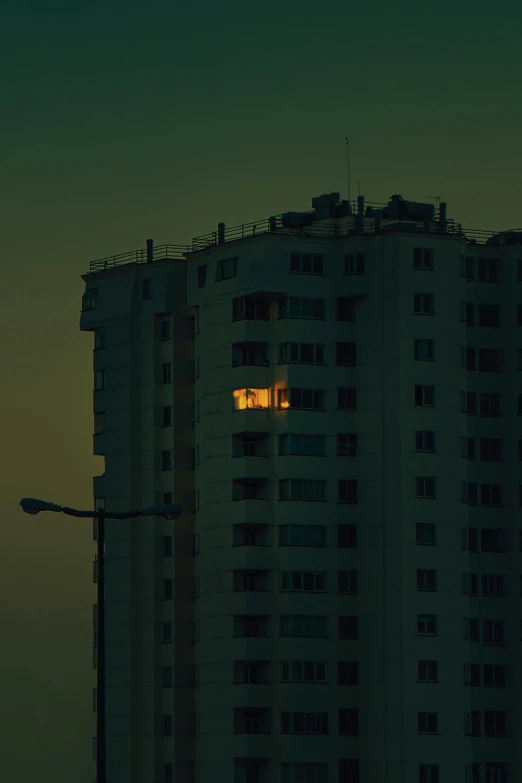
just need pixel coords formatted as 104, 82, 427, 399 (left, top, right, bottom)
233, 661, 269, 685
233, 569, 269, 592
232, 342, 269, 368
231, 458, 270, 481
232, 478, 269, 504
233, 523, 269, 548
234, 707, 271, 735
232, 389, 270, 432
233, 615, 269, 638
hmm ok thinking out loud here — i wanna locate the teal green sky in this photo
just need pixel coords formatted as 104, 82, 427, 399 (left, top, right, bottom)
1, 0, 521, 779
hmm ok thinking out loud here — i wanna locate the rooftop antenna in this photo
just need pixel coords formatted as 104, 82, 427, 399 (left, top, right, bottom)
345, 138, 351, 204
427, 195, 441, 209
357, 180, 360, 198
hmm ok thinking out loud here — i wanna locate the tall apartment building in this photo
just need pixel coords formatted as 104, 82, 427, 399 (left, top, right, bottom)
80, 192, 522, 783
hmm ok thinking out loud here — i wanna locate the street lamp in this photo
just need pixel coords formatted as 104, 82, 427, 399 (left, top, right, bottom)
19, 497, 183, 783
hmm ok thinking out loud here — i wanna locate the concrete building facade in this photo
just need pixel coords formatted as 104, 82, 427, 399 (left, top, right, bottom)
80, 193, 522, 783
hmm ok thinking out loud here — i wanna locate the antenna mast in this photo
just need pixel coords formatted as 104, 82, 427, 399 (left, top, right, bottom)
345, 138, 351, 204
427, 195, 441, 209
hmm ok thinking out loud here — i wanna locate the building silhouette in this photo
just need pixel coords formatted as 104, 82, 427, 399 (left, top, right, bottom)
80, 192, 522, 783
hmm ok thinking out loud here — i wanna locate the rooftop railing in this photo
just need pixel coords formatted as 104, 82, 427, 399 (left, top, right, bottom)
87, 208, 521, 274
89, 244, 190, 273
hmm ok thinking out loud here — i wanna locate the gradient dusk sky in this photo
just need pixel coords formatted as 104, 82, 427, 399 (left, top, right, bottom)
1, 0, 520, 779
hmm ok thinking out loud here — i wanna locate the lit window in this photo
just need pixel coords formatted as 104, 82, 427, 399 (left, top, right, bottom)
233, 388, 270, 410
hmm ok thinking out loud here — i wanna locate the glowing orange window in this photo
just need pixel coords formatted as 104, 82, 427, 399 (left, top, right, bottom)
233, 388, 270, 411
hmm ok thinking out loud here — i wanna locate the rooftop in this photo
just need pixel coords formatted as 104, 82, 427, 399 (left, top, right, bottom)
87, 194, 522, 274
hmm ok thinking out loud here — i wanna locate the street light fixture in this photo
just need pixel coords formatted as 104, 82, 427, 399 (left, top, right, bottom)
19, 496, 183, 783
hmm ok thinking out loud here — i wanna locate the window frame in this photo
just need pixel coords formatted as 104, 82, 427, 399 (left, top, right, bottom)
215, 256, 238, 282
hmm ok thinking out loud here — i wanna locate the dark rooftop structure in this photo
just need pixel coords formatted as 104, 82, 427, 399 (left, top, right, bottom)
87, 193, 522, 274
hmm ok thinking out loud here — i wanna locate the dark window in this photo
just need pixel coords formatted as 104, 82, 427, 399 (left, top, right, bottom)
418, 712, 438, 733
338, 662, 358, 685
216, 257, 237, 281
461, 436, 476, 459
160, 320, 171, 340
336, 433, 357, 456
415, 477, 436, 498
336, 342, 357, 366
414, 339, 434, 361
337, 525, 357, 548
416, 523, 436, 545
460, 256, 474, 279
467, 764, 480, 783
478, 258, 498, 282
162, 405, 172, 427
481, 574, 503, 597
462, 346, 476, 370
466, 711, 481, 737
479, 438, 501, 462
339, 760, 359, 782
82, 288, 97, 311
483, 664, 506, 688
338, 616, 358, 639
345, 253, 365, 274
289, 253, 323, 275
339, 708, 359, 736
279, 297, 324, 319
338, 571, 357, 593
232, 296, 269, 321
462, 527, 478, 552
338, 480, 357, 504
480, 484, 502, 507
417, 569, 437, 591
464, 663, 481, 686
460, 300, 474, 324
478, 304, 501, 327
414, 294, 434, 315
419, 765, 439, 783
142, 279, 152, 299
417, 660, 438, 682
279, 343, 324, 365
162, 362, 172, 384
483, 710, 506, 737
464, 618, 480, 641
415, 431, 435, 452
485, 763, 508, 783
417, 614, 437, 636
338, 387, 356, 409
478, 348, 501, 372
336, 297, 356, 321
462, 573, 479, 596
279, 388, 325, 410
94, 327, 105, 350
413, 248, 433, 270
415, 385, 434, 407
483, 619, 504, 645
197, 264, 207, 288
460, 391, 476, 415
479, 393, 500, 416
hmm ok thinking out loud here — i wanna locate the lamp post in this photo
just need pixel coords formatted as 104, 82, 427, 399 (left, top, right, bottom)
20, 497, 183, 783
